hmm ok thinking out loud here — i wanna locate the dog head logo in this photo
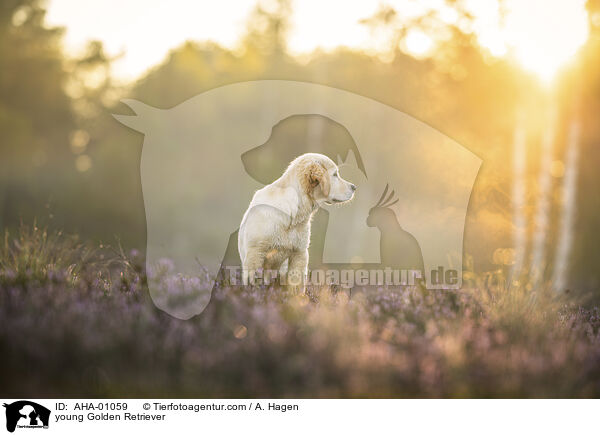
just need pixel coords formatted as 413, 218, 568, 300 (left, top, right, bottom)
114, 80, 481, 319
3, 401, 50, 433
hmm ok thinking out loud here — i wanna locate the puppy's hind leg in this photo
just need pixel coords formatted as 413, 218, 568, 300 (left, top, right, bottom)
242, 247, 266, 286
263, 249, 288, 285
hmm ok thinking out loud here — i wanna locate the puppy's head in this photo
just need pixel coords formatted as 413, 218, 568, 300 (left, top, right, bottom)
293, 153, 356, 206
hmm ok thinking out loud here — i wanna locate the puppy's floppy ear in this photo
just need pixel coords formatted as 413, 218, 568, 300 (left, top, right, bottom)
307, 161, 330, 197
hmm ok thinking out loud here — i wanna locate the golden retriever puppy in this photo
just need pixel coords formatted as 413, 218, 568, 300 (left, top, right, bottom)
238, 153, 356, 286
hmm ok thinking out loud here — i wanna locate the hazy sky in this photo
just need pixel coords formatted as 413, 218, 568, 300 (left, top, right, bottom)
45, 0, 382, 80
45, 0, 589, 82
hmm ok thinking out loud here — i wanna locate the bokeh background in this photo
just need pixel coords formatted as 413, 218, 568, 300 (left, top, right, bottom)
1, 0, 600, 398
2, 0, 599, 295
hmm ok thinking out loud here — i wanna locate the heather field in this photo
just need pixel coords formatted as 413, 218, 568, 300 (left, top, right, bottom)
1, 226, 599, 398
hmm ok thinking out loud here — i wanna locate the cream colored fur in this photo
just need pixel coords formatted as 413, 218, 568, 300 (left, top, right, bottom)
238, 153, 356, 286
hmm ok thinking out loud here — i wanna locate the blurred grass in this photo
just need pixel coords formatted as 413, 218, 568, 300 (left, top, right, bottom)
0, 225, 599, 398
1, 223, 88, 288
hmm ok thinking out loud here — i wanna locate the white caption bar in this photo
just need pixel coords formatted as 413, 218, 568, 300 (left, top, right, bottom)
1, 399, 598, 435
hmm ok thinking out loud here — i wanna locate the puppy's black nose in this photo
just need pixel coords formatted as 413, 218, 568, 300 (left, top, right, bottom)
350, 183, 357, 191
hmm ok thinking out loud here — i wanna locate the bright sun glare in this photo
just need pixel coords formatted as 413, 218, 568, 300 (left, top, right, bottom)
403, 30, 434, 58
473, 0, 589, 83
46, 0, 590, 83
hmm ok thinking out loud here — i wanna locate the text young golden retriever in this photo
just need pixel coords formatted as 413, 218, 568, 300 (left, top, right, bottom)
238, 153, 356, 285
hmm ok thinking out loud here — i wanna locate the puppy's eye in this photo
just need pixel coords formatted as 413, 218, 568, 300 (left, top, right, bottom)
333, 172, 339, 178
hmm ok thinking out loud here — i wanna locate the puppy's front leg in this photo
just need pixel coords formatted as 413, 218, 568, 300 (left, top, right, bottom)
287, 249, 308, 289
